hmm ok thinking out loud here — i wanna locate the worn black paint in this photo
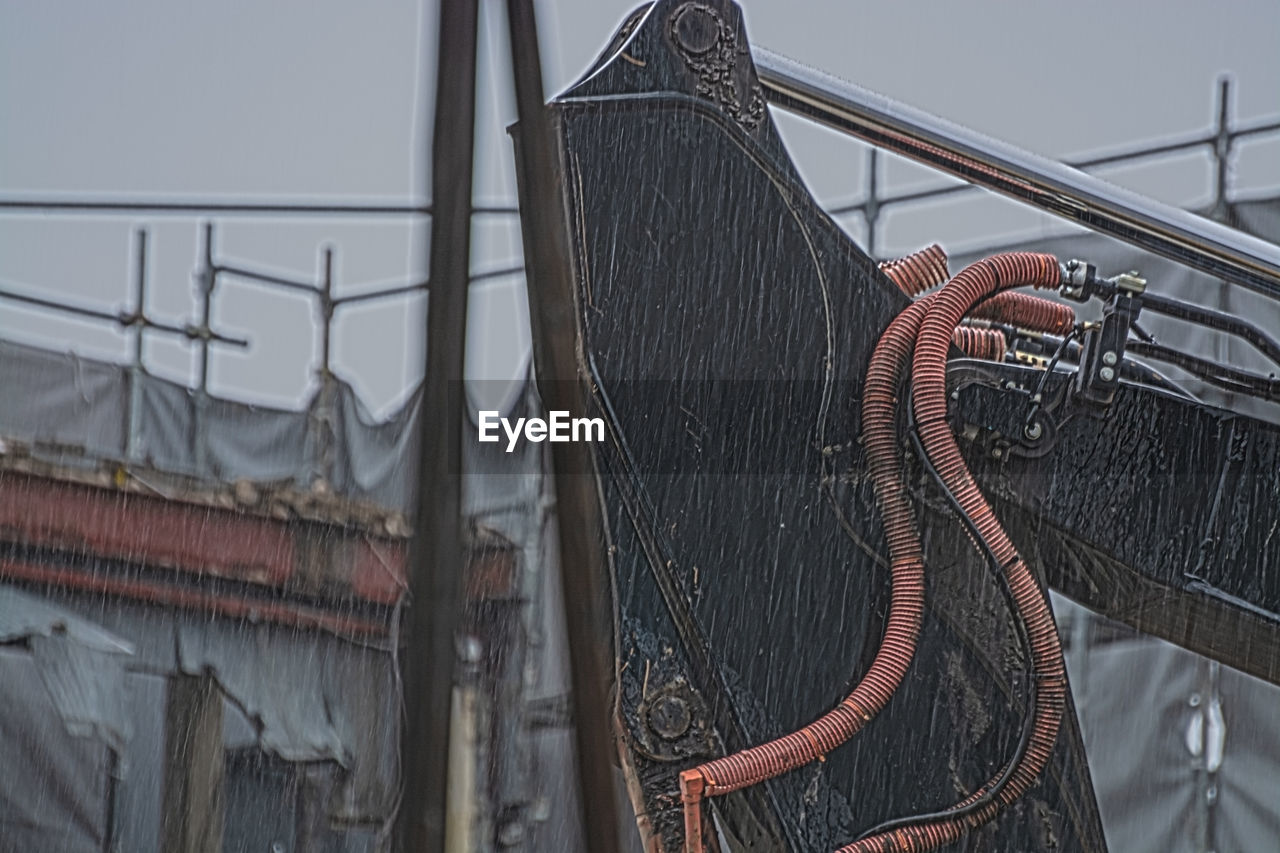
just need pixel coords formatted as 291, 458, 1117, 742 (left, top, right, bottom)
953, 361, 1280, 686
549, 2, 1109, 850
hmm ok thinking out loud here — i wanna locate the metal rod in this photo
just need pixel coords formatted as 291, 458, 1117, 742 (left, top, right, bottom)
1127, 341, 1280, 403
330, 265, 526, 308
0, 285, 122, 323
754, 48, 1280, 297
132, 229, 148, 368
332, 281, 430, 308
1142, 291, 1280, 368
865, 147, 879, 257
194, 222, 215, 478
320, 247, 334, 375
0, 199, 517, 216
506, 1, 622, 850
1212, 77, 1233, 221
825, 116, 1280, 218
197, 223, 215, 395
0, 280, 246, 347
216, 263, 318, 294
396, 0, 478, 849
128, 228, 148, 463
313, 246, 336, 488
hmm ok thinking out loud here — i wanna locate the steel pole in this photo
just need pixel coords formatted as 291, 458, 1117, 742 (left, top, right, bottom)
397, 0, 480, 851
506, 1, 622, 850
754, 48, 1280, 297
127, 228, 148, 462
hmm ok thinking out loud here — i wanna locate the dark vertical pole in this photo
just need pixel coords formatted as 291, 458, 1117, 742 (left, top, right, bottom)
320, 246, 334, 377
127, 227, 148, 462
396, 0, 480, 851
132, 228, 148, 369
865, 147, 880, 259
194, 222, 215, 476
505, 2, 622, 851
197, 222, 215, 396
315, 245, 336, 485
1211, 77, 1233, 223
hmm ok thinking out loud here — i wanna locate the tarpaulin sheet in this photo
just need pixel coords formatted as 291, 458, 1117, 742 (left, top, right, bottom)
1059, 597, 1280, 852
0, 586, 133, 753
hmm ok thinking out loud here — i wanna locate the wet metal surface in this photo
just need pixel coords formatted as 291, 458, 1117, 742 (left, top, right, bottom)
552, 2, 1107, 848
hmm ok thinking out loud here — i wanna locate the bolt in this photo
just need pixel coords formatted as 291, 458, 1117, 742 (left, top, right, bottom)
648, 694, 692, 740
672, 4, 721, 55
1099, 366, 1116, 382
1102, 351, 1118, 366
1024, 422, 1043, 440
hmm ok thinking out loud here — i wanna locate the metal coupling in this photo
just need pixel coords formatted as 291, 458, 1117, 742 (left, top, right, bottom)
1059, 258, 1094, 301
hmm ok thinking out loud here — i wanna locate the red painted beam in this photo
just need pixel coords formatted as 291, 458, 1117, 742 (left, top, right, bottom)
0, 470, 522, 632
0, 557, 388, 639
0, 472, 296, 586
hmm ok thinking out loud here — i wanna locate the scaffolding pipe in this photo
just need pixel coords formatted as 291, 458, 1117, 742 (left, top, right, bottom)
127, 228, 148, 462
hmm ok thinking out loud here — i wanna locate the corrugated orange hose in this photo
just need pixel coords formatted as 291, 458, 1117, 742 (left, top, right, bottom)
879, 244, 950, 297
968, 290, 1074, 335
678, 250, 1069, 853
837, 252, 1069, 853
951, 326, 1007, 361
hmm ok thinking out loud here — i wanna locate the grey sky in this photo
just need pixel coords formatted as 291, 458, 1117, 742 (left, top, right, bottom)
2, 1, 1278, 416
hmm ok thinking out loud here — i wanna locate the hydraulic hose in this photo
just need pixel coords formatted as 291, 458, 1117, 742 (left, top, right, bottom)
838, 253, 1068, 853
951, 326, 1007, 361
679, 250, 1068, 853
880, 244, 950, 297
968, 290, 1074, 335
882, 244, 1071, 337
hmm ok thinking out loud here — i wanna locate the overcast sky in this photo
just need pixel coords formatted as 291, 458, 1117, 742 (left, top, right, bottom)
2, 1, 1278, 415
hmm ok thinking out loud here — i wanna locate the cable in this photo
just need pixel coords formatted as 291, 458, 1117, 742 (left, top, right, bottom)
852, 408, 1036, 841
1023, 327, 1081, 430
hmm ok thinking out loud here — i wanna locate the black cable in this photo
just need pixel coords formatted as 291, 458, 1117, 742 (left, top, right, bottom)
1023, 326, 1081, 429
1130, 319, 1155, 344
854, 390, 1039, 842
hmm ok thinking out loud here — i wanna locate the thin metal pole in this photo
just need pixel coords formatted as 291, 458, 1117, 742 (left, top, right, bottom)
865, 147, 879, 259
315, 245, 336, 486
197, 223, 215, 396
396, 0, 479, 850
0, 199, 514, 216
214, 263, 317, 293
1212, 77, 1233, 223
127, 228, 148, 462
194, 222, 216, 477
320, 246, 334, 376
506, 1, 621, 851
132, 228, 148, 369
